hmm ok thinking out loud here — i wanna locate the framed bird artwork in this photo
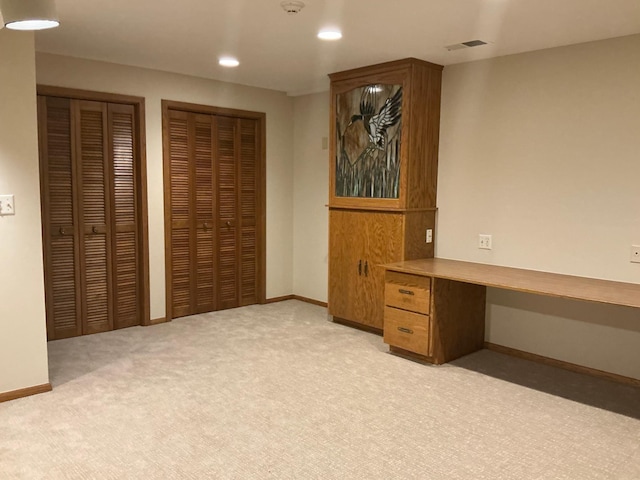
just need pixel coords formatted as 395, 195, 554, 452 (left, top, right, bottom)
335, 83, 403, 199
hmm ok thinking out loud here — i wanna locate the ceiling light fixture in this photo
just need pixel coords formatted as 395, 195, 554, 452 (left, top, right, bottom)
0, 0, 59, 30
219, 57, 240, 68
318, 29, 342, 41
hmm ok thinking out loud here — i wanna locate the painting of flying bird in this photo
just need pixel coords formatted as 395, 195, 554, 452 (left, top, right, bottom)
335, 84, 403, 198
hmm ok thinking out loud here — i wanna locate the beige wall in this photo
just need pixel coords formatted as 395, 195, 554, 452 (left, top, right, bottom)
438, 35, 640, 379
292, 35, 640, 379
0, 31, 50, 394
36, 53, 295, 320
292, 93, 329, 302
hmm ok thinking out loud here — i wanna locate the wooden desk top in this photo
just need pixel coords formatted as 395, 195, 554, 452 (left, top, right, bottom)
383, 258, 640, 309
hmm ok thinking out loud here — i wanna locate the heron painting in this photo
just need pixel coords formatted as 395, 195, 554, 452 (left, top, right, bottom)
335, 83, 403, 198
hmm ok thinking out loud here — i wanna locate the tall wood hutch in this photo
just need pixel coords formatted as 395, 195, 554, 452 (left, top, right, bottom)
328, 58, 443, 332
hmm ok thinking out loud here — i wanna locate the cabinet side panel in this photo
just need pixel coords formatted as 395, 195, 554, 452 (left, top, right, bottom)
406, 64, 442, 209
431, 278, 486, 363
403, 210, 436, 260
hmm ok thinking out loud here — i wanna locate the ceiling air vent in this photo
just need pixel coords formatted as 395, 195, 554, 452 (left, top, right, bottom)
445, 40, 488, 52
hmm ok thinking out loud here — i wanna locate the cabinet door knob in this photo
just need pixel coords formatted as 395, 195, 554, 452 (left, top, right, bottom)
59, 227, 66, 235
92, 226, 99, 234
398, 289, 414, 296
226, 221, 232, 227
203, 222, 211, 230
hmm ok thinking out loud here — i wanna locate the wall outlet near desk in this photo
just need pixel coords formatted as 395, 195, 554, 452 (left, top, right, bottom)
631, 245, 640, 263
478, 234, 492, 250
426, 228, 433, 243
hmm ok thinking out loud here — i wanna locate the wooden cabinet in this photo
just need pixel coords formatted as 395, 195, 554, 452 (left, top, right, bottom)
383, 269, 486, 364
328, 58, 442, 332
38, 92, 147, 340
329, 210, 404, 329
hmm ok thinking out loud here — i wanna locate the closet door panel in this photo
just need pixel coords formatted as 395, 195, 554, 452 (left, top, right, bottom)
39, 96, 82, 340
108, 103, 139, 329
194, 114, 215, 313
216, 116, 239, 309
168, 110, 193, 318
76, 101, 113, 334
239, 119, 258, 306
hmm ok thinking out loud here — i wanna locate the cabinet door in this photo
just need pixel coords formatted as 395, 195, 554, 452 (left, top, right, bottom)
360, 212, 404, 329
329, 210, 403, 329
328, 210, 363, 322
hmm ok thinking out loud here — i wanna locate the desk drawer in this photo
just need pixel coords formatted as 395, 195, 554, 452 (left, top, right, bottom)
383, 306, 430, 357
385, 271, 430, 314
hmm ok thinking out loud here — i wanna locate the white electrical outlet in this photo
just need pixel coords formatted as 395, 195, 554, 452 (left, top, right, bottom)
426, 228, 433, 243
0, 195, 15, 216
631, 245, 640, 264
478, 234, 492, 250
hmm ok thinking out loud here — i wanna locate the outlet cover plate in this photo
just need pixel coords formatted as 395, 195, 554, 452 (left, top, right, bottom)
479, 234, 492, 250
0, 194, 15, 215
632, 245, 640, 263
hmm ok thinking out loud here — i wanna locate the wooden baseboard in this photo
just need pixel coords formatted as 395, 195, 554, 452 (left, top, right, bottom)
265, 295, 328, 307
0, 383, 52, 403
484, 342, 640, 388
291, 295, 327, 307
265, 295, 295, 303
333, 316, 383, 336
148, 317, 168, 326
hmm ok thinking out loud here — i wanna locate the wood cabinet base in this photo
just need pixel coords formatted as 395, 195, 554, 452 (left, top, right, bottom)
389, 345, 439, 365
383, 272, 486, 364
332, 316, 383, 336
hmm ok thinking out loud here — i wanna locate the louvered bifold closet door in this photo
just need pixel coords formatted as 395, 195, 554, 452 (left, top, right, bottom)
75, 100, 113, 335
168, 111, 216, 317
216, 117, 239, 309
38, 96, 82, 340
168, 110, 193, 318
239, 118, 259, 306
194, 114, 216, 314
216, 116, 259, 309
108, 103, 140, 329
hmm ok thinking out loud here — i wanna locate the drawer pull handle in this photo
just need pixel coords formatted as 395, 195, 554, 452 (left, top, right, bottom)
398, 289, 414, 296
398, 327, 414, 334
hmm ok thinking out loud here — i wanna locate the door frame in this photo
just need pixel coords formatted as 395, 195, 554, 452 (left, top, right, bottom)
37, 85, 151, 328
161, 99, 267, 320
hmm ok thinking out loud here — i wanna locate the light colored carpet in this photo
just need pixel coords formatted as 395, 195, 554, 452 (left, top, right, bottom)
1, 300, 639, 479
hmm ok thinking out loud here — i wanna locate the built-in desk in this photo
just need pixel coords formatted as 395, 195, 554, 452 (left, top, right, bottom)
382, 258, 640, 383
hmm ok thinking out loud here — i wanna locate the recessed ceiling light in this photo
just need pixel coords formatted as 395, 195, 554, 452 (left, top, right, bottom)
219, 57, 240, 67
318, 29, 342, 41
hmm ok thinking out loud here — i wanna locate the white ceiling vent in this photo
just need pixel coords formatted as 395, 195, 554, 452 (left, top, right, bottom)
445, 40, 488, 51
281, 1, 305, 15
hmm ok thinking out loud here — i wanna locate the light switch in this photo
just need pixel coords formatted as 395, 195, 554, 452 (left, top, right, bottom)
0, 195, 15, 215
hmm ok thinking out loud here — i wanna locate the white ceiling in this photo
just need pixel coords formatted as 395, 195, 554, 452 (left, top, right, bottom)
30, 0, 640, 96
